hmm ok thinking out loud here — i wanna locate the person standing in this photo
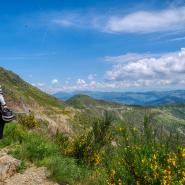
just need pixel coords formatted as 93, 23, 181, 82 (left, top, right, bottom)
0, 86, 7, 108
0, 86, 8, 139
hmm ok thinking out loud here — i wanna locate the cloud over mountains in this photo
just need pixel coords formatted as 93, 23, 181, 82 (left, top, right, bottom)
105, 48, 185, 87
39, 48, 185, 93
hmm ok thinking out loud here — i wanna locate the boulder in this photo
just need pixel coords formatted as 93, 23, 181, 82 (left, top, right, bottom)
0, 149, 21, 182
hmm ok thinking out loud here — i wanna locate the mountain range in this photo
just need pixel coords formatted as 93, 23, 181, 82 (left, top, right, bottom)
1, 66, 185, 138
53, 90, 185, 106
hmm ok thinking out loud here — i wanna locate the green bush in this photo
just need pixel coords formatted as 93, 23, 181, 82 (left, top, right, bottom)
12, 133, 58, 163
46, 156, 88, 185
0, 123, 27, 148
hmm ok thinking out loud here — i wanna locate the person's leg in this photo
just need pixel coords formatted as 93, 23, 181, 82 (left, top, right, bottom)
0, 120, 5, 139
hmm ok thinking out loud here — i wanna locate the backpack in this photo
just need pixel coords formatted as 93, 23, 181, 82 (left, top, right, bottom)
1, 108, 15, 122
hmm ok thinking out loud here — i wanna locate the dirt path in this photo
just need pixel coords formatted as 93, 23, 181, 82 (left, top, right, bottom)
4, 166, 58, 185
0, 148, 58, 185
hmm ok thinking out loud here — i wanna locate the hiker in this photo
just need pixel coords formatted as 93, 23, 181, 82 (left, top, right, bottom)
0, 86, 7, 108
0, 86, 14, 139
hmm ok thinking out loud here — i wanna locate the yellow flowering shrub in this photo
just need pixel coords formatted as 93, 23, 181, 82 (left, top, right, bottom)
18, 112, 40, 129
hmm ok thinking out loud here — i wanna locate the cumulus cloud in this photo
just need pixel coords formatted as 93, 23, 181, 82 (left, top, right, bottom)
36, 48, 185, 93
105, 48, 185, 88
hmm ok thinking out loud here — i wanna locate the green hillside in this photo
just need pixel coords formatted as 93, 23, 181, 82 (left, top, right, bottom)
0, 67, 65, 111
67, 94, 185, 139
66, 94, 121, 109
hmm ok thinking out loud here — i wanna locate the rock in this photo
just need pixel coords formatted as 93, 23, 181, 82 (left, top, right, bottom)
0, 149, 21, 182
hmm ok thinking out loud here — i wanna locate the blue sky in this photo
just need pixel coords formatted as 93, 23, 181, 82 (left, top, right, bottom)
0, 0, 185, 93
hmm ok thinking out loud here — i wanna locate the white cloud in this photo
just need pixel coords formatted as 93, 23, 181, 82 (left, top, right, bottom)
105, 6, 185, 33
36, 48, 185, 93
105, 53, 158, 63
51, 79, 59, 84
38, 49, 185, 93
43, 6, 185, 35
49, 12, 101, 30
76, 79, 87, 87
105, 48, 185, 87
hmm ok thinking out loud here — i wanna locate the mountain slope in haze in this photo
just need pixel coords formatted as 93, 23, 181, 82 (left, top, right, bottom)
54, 90, 185, 106
0, 67, 65, 112
66, 94, 185, 139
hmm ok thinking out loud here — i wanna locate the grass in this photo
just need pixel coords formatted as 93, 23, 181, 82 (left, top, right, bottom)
0, 111, 184, 185
0, 123, 99, 185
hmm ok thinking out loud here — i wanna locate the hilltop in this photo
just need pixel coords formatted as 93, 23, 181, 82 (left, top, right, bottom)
66, 94, 121, 109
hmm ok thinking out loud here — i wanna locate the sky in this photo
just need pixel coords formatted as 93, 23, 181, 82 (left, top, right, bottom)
0, 0, 185, 93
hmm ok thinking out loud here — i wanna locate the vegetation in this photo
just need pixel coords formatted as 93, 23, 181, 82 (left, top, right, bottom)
0, 111, 184, 185
0, 67, 184, 184
0, 67, 65, 110
17, 113, 41, 129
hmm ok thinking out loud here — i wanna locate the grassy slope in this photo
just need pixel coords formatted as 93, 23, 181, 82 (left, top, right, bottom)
0, 67, 65, 111
66, 94, 185, 137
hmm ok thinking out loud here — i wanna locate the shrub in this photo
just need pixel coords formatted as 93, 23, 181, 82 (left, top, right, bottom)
69, 112, 113, 166
18, 112, 40, 129
12, 133, 59, 163
0, 123, 27, 148
105, 113, 185, 185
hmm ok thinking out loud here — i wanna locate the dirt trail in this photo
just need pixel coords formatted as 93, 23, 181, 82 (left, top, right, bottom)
4, 166, 58, 185
0, 148, 58, 185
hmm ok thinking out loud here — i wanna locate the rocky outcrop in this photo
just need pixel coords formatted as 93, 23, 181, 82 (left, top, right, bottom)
0, 148, 21, 183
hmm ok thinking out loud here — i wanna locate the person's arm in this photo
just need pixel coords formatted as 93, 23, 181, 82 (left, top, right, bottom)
0, 86, 7, 108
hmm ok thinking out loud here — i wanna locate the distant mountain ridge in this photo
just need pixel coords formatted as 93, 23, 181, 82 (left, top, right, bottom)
53, 90, 185, 106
